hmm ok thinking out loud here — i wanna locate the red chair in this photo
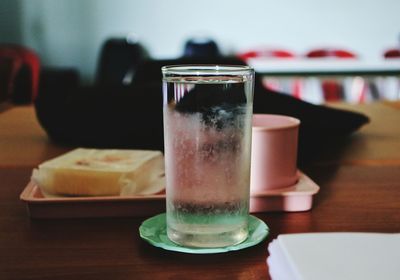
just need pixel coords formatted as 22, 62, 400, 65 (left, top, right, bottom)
237, 47, 304, 99
384, 48, 400, 59
306, 48, 357, 59
305, 48, 365, 103
237, 48, 295, 61
0, 45, 41, 104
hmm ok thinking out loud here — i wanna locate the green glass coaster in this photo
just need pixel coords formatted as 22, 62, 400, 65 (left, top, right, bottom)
139, 213, 269, 254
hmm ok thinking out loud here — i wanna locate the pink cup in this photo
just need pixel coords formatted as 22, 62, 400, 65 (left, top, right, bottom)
251, 114, 300, 192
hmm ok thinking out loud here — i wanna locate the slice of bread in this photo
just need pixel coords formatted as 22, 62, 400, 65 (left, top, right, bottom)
32, 148, 165, 196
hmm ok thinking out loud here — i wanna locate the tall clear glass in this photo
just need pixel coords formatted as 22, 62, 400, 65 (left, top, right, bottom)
162, 65, 254, 248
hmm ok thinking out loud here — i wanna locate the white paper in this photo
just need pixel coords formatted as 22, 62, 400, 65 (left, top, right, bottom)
267, 232, 400, 280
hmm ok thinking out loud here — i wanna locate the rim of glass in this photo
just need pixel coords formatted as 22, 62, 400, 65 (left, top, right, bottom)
161, 64, 254, 76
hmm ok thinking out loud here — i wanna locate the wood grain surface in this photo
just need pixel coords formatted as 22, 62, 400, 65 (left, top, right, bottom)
0, 103, 399, 280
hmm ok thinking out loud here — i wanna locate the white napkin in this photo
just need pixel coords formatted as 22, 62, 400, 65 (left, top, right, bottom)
267, 232, 400, 280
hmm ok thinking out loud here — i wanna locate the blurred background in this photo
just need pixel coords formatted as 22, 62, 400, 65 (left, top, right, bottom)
1, 0, 399, 103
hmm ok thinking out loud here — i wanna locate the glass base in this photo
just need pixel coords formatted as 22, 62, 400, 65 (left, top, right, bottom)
167, 223, 248, 248
140, 213, 269, 254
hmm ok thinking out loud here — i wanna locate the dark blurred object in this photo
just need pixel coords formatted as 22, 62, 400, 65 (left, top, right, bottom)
252, 81, 368, 163
0, 57, 16, 103
39, 67, 80, 97
384, 48, 400, 59
0, 44, 40, 104
35, 57, 369, 164
96, 36, 148, 85
183, 38, 221, 58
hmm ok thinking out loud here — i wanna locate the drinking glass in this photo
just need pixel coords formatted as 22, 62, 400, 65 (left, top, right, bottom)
162, 65, 254, 248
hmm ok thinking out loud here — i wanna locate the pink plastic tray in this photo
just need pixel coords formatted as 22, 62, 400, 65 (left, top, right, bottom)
20, 183, 166, 219
250, 171, 320, 213
20, 171, 319, 219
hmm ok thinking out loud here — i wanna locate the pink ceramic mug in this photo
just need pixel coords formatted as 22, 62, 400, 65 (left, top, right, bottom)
251, 114, 300, 192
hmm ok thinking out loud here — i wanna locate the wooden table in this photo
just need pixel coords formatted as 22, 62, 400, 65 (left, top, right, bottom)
1, 102, 400, 280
